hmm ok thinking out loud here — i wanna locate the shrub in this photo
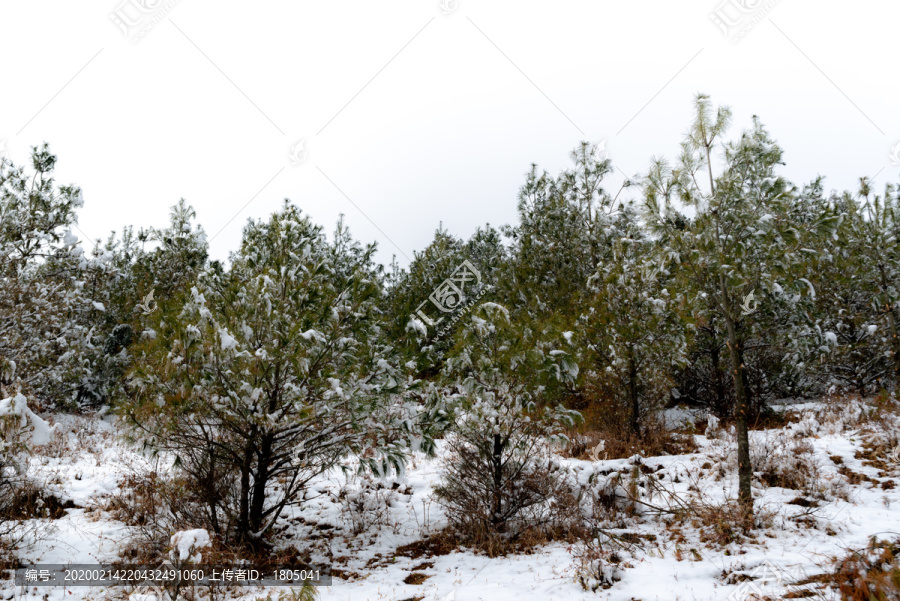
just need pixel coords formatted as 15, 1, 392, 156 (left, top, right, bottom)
0, 391, 56, 563
751, 435, 821, 493
434, 303, 579, 548
564, 410, 698, 461
1, 392, 55, 509
339, 474, 399, 536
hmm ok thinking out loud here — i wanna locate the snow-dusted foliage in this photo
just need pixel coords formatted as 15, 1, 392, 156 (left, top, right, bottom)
435, 302, 580, 540
577, 212, 688, 435
497, 141, 641, 364
124, 203, 436, 547
5, 99, 900, 597
0, 144, 96, 408
806, 180, 900, 394
0, 391, 55, 478
0, 385, 56, 550
0, 146, 202, 410
642, 95, 839, 517
383, 225, 504, 374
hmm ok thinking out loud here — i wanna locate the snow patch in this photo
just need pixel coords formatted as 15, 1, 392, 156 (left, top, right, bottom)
0, 392, 56, 445
170, 529, 211, 563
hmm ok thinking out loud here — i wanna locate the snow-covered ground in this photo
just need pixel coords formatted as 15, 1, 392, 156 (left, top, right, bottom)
3, 399, 900, 601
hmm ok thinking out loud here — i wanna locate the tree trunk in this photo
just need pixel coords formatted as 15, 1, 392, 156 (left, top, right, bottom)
236, 441, 253, 543
205, 442, 221, 536
887, 304, 900, 389
709, 331, 727, 417
248, 433, 273, 535
877, 266, 900, 389
722, 307, 753, 524
491, 433, 503, 528
628, 353, 640, 438
704, 127, 752, 523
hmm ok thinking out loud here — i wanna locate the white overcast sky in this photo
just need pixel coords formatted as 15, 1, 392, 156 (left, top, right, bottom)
1, 1, 898, 266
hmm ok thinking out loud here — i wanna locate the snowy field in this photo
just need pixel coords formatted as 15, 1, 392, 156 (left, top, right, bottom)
2, 399, 899, 601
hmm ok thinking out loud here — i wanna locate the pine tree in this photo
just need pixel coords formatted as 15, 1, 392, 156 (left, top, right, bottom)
807, 180, 900, 393
385, 224, 504, 377
124, 202, 434, 547
503, 143, 633, 327
0, 143, 103, 408
578, 208, 688, 437
642, 95, 832, 521
850, 179, 900, 388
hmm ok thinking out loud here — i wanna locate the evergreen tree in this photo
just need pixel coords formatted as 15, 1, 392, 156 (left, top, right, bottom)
808, 180, 900, 393
503, 142, 631, 332
577, 208, 688, 436
385, 224, 504, 377
124, 202, 434, 547
0, 144, 104, 408
642, 95, 831, 520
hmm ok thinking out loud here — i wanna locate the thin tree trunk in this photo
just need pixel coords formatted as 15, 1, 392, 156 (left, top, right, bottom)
236, 441, 253, 543
491, 433, 503, 528
205, 442, 221, 536
721, 287, 753, 524
877, 266, 900, 389
248, 434, 273, 536
704, 118, 752, 524
709, 331, 727, 416
628, 353, 640, 438
886, 304, 900, 388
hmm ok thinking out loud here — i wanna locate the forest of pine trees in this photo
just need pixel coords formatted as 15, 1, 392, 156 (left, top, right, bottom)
2, 95, 899, 560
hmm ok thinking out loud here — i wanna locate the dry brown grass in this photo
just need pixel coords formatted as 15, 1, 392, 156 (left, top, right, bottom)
563, 418, 697, 462
792, 537, 900, 600
1, 481, 75, 520
102, 470, 235, 565
394, 532, 461, 559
